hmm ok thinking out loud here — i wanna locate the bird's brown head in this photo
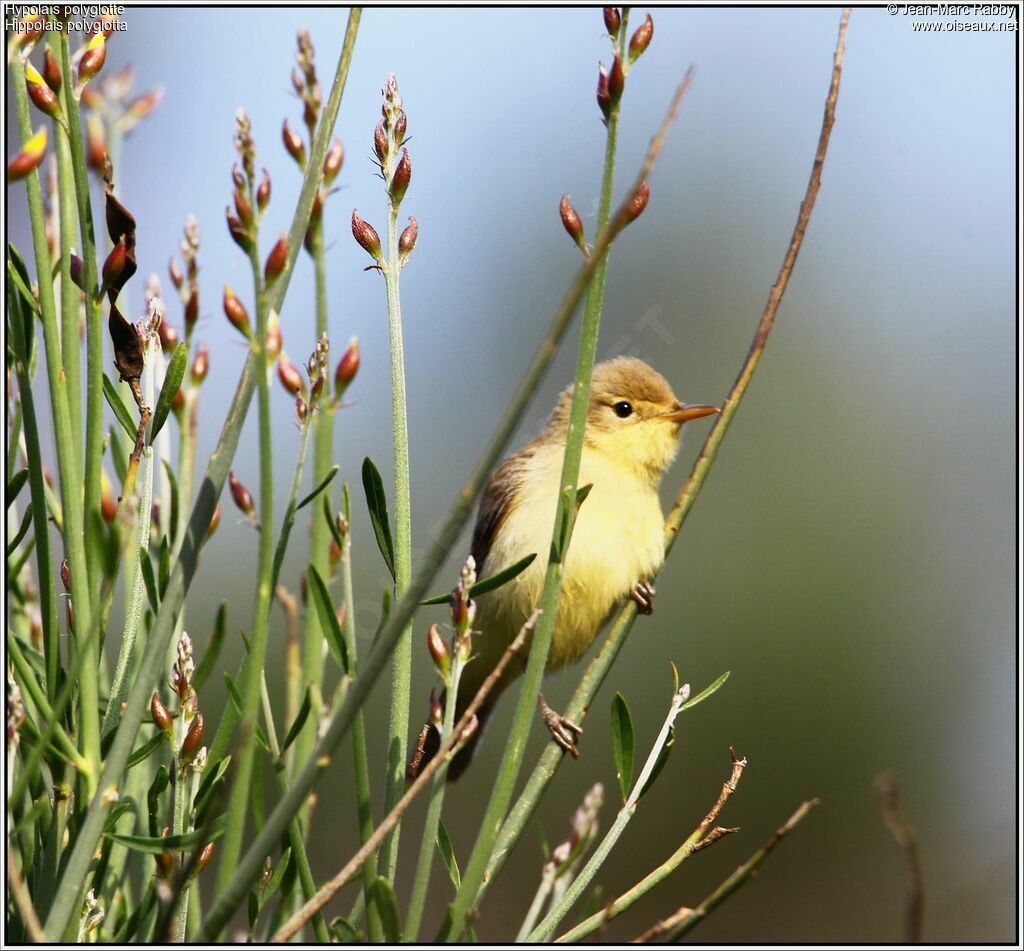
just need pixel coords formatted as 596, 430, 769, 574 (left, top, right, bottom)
549, 357, 718, 481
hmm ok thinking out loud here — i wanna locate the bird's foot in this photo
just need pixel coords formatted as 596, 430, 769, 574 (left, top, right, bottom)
631, 580, 656, 615
538, 693, 583, 758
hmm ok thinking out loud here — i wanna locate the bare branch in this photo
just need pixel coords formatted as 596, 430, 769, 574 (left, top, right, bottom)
876, 772, 925, 942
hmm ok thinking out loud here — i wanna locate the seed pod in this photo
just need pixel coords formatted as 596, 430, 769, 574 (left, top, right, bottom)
195, 842, 216, 875
334, 337, 360, 398
60, 558, 71, 592
282, 119, 306, 168
264, 233, 288, 283
559, 196, 586, 252
229, 470, 255, 518
398, 216, 418, 263
624, 180, 650, 223
85, 114, 107, 172
101, 237, 127, 292
151, 692, 173, 734
233, 186, 253, 227
596, 66, 611, 120
191, 342, 209, 385
604, 7, 621, 35
256, 168, 271, 212
181, 714, 204, 762
42, 48, 62, 94
77, 34, 107, 88
351, 210, 382, 263
628, 14, 654, 63
389, 148, 411, 205
427, 624, 451, 683
373, 121, 388, 163
69, 253, 86, 291
323, 137, 344, 187
7, 127, 48, 181
226, 207, 249, 251
25, 63, 61, 120
277, 352, 305, 397
608, 54, 625, 107
222, 284, 250, 337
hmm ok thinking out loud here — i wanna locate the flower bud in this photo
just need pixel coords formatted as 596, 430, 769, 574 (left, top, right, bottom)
233, 186, 253, 227
222, 284, 250, 337
629, 14, 654, 63
168, 257, 184, 291
60, 558, 71, 592
191, 342, 209, 385
559, 195, 586, 253
101, 237, 127, 292
25, 63, 61, 120
295, 395, 308, 423
264, 233, 287, 283
373, 121, 388, 163
184, 288, 199, 329
608, 54, 625, 107
282, 119, 306, 168
394, 111, 407, 142
277, 352, 305, 397
229, 470, 255, 518
351, 210, 382, 263
398, 216, 418, 263
195, 841, 216, 875
157, 319, 178, 351
231, 164, 245, 190
389, 148, 411, 205
69, 253, 86, 291
85, 114, 107, 172
76, 34, 107, 89
226, 207, 249, 250
265, 317, 282, 362
603, 7, 621, 35
256, 168, 271, 212
151, 692, 173, 734
181, 713, 204, 762
155, 843, 173, 877
42, 48, 63, 93
596, 66, 611, 121
427, 624, 451, 684
7, 127, 48, 181
624, 180, 650, 224
334, 337, 359, 398
323, 137, 344, 187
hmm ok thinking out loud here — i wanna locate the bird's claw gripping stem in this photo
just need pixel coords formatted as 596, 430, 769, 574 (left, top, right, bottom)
631, 579, 656, 615
538, 693, 583, 758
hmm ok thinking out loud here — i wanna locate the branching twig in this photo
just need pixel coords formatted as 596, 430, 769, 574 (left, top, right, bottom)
876, 772, 925, 942
269, 610, 542, 943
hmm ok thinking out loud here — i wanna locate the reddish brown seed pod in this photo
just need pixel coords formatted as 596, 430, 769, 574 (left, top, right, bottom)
334, 337, 360, 398
559, 195, 586, 252
596, 66, 611, 120
233, 186, 253, 227
394, 111, 407, 142
323, 137, 344, 187
603, 7, 621, 35
25, 63, 61, 120
624, 180, 650, 223
222, 284, 250, 337
229, 470, 255, 518
180, 713, 204, 762
398, 216, 418, 261
373, 120, 388, 163
226, 207, 249, 251
195, 842, 216, 875
351, 210, 382, 262
264, 233, 288, 283
168, 257, 184, 291
100, 472, 117, 522
256, 168, 271, 212
265, 319, 282, 362
151, 692, 172, 734
69, 253, 86, 291
42, 48, 62, 93
184, 287, 199, 329
427, 624, 451, 682
102, 237, 127, 291
191, 342, 209, 384
77, 34, 107, 87
282, 118, 306, 168
277, 352, 306, 397
85, 115, 107, 172
389, 148, 411, 205
158, 320, 178, 352
629, 13, 654, 63
608, 54, 625, 106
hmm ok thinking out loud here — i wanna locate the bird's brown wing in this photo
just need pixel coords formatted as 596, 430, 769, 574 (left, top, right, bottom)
470, 442, 535, 575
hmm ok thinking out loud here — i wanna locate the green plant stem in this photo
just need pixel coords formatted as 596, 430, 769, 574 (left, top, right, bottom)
168, 757, 192, 942
404, 652, 466, 940
41, 13, 362, 939
293, 227, 333, 801
526, 686, 687, 942
58, 33, 106, 752
377, 150, 415, 885
49, 31, 82, 463
215, 245, 274, 896
339, 519, 384, 942
437, 64, 624, 946
6, 291, 59, 703
484, 11, 849, 897
11, 55, 99, 783
195, 69, 674, 938
653, 800, 821, 942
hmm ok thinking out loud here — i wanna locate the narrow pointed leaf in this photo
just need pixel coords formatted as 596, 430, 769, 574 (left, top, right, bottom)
610, 692, 634, 799
7, 468, 29, 508
280, 688, 312, 754
370, 876, 401, 943
126, 731, 165, 769
104, 372, 137, 438
104, 813, 227, 853
297, 464, 339, 511
681, 670, 731, 712
420, 552, 537, 605
361, 456, 395, 582
150, 342, 187, 441
139, 547, 159, 613
437, 820, 461, 890
307, 564, 349, 672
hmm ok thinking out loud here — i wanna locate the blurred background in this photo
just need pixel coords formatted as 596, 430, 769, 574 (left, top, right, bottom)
7, 5, 1017, 943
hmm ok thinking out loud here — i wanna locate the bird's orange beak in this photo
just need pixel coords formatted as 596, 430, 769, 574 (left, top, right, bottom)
660, 402, 720, 424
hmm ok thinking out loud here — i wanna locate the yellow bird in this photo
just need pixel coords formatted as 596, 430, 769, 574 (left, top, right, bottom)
422, 357, 717, 779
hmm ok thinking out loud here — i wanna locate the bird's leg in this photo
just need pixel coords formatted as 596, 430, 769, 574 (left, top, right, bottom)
538, 693, 583, 759
631, 579, 657, 615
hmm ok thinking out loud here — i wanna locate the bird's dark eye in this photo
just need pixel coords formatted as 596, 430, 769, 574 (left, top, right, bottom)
613, 401, 633, 419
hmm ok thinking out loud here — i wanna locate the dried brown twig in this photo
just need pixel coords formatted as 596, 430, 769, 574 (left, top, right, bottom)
270, 609, 543, 943
877, 772, 925, 942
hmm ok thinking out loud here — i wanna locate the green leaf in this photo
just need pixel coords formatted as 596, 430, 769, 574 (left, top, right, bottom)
323, 494, 344, 549
436, 820, 461, 891
139, 547, 159, 613
420, 552, 537, 605
161, 458, 179, 545
126, 731, 165, 769
147, 764, 169, 836
109, 424, 128, 484
224, 672, 243, 716
104, 813, 226, 854
280, 688, 312, 754
259, 846, 292, 908
297, 464, 339, 511
638, 723, 675, 801
341, 480, 351, 521
6, 506, 33, 558
150, 342, 188, 442
193, 755, 231, 823
681, 670, 731, 712
247, 890, 259, 933
307, 564, 349, 672
7, 468, 29, 508
6, 255, 37, 317
610, 692, 635, 799
157, 535, 170, 597
193, 602, 227, 692
361, 456, 395, 582
103, 372, 137, 439
370, 876, 402, 943
575, 482, 593, 509
329, 916, 361, 943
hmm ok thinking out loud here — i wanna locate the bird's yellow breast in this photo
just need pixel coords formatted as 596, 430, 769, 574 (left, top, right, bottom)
474, 441, 665, 672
